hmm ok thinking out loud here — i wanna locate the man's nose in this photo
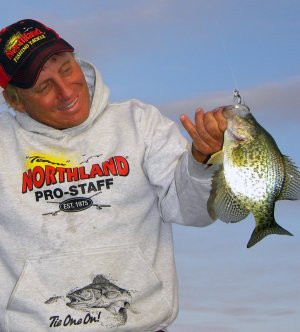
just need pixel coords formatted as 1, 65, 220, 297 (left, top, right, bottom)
55, 78, 73, 100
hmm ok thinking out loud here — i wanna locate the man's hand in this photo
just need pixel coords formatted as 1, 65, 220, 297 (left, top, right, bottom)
180, 107, 227, 164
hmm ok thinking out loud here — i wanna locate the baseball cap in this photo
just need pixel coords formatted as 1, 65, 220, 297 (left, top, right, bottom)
0, 19, 74, 89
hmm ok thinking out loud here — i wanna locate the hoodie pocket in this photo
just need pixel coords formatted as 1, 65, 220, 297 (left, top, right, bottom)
5, 245, 171, 332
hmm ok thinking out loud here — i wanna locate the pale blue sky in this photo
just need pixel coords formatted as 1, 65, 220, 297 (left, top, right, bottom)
1, 1, 299, 331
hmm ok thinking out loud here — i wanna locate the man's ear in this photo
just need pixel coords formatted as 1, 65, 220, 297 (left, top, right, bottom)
2, 89, 26, 113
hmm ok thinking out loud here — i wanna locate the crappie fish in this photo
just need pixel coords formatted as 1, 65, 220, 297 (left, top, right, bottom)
208, 103, 300, 248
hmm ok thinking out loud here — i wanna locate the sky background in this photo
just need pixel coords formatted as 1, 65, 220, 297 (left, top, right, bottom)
1, 1, 299, 331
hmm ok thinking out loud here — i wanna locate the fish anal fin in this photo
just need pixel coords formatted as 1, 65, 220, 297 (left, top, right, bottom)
247, 222, 293, 248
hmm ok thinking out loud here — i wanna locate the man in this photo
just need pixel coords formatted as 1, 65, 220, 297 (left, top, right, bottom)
0, 19, 226, 331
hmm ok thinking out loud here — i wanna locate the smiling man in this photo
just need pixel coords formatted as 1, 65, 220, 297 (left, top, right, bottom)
5, 53, 90, 129
0, 19, 226, 332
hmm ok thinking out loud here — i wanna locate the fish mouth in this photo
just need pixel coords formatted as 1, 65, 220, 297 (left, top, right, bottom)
224, 104, 251, 120
66, 295, 79, 306
66, 294, 91, 308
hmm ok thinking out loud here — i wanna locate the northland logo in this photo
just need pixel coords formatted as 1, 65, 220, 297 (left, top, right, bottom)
5, 27, 46, 62
22, 155, 129, 194
4, 32, 22, 53
22, 154, 130, 213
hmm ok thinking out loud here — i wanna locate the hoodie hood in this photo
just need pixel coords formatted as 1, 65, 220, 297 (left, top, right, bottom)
15, 59, 110, 139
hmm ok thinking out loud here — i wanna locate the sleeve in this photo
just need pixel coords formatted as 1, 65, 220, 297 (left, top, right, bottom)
140, 101, 217, 227
161, 150, 218, 226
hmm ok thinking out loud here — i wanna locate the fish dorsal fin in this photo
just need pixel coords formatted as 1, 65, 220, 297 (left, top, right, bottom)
207, 150, 224, 165
93, 275, 110, 284
278, 156, 300, 200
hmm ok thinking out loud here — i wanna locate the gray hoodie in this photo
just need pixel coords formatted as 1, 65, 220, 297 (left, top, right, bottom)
0, 60, 216, 331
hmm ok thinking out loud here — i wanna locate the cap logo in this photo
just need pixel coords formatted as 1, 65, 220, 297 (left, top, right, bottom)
0, 19, 74, 88
4, 32, 22, 53
4, 27, 46, 63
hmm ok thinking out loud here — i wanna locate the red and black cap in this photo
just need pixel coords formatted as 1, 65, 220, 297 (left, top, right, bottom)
0, 19, 74, 89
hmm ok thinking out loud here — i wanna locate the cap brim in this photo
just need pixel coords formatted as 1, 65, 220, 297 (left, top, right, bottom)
10, 38, 74, 89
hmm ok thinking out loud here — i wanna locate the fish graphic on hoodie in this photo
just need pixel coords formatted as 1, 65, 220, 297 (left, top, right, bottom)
45, 274, 133, 328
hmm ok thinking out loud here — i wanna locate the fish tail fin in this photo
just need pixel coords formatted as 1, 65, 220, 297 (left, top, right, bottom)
247, 222, 293, 248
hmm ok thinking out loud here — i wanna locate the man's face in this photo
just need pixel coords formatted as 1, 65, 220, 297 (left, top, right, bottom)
16, 52, 90, 129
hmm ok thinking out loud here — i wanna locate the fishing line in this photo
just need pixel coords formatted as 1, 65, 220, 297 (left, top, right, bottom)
213, 18, 241, 98
219, 38, 240, 91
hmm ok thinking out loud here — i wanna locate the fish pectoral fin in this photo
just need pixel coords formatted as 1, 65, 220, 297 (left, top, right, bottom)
106, 302, 126, 314
278, 156, 300, 200
106, 305, 119, 314
247, 221, 293, 248
207, 150, 224, 165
